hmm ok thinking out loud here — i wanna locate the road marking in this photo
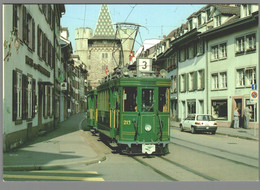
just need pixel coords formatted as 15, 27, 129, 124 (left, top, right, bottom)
30, 170, 98, 174
197, 134, 214, 139
3, 174, 104, 181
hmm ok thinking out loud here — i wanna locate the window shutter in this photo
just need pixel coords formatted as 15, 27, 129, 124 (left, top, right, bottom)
179, 75, 182, 92
43, 85, 45, 117
22, 5, 27, 43
13, 5, 18, 31
42, 33, 45, 60
32, 78, 36, 118
22, 74, 28, 120
48, 5, 51, 24
193, 71, 197, 90
175, 76, 178, 93
184, 74, 187, 92
37, 25, 40, 56
51, 10, 54, 30
187, 73, 190, 92
202, 69, 205, 89
12, 70, 17, 121
32, 19, 35, 51
47, 86, 50, 116
48, 41, 51, 66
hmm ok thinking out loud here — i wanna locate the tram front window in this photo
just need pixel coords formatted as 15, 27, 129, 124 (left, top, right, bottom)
142, 89, 154, 112
123, 87, 137, 112
159, 87, 169, 112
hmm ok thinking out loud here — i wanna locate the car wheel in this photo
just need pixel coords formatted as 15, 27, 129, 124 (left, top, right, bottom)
191, 127, 196, 134
211, 131, 216, 135
180, 125, 184, 132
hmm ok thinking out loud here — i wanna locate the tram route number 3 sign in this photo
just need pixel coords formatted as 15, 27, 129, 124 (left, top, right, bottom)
250, 90, 258, 103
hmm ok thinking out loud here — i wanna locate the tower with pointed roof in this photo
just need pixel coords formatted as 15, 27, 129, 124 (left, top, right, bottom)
74, 4, 136, 89
94, 4, 115, 38
77, 4, 121, 88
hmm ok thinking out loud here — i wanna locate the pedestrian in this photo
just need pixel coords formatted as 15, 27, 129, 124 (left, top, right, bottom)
243, 106, 250, 129
233, 107, 240, 129
68, 108, 71, 117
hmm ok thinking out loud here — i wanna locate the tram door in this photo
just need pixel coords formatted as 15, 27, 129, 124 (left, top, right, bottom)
139, 87, 157, 141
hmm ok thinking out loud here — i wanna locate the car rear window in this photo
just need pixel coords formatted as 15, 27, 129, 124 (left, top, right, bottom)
197, 115, 215, 121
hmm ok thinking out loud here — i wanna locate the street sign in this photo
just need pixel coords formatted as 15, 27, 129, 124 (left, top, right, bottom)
250, 90, 258, 102
252, 84, 257, 90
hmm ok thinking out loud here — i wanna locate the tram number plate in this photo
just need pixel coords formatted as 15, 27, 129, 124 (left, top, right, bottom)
142, 144, 155, 154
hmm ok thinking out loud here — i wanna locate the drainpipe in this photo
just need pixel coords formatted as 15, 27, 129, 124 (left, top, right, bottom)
205, 40, 209, 114
176, 49, 179, 121
53, 5, 56, 128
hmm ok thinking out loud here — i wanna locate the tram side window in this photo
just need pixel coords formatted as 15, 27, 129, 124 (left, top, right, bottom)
123, 87, 137, 112
159, 87, 169, 112
142, 89, 154, 112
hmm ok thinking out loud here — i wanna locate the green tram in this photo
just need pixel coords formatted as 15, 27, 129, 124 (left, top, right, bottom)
86, 73, 171, 155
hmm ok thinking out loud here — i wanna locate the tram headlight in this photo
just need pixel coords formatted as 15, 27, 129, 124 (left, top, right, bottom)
145, 124, 152, 132
122, 68, 129, 76
159, 69, 167, 78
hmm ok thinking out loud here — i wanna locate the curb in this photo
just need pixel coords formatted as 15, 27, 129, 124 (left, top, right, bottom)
3, 117, 106, 171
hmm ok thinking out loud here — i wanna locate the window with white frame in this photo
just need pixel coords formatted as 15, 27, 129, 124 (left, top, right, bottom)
212, 73, 219, 90
189, 72, 194, 91
211, 45, 218, 61
245, 67, 256, 86
214, 15, 221, 27
181, 74, 186, 92
180, 48, 185, 62
188, 44, 195, 59
219, 72, 227, 89
236, 37, 245, 53
197, 40, 204, 56
198, 70, 203, 89
219, 43, 227, 59
236, 69, 245, 87
50, 87, 53, 116
173, 76, 177, 92
44, 85, 48, 117
27, 76, 32, 119
246, 33, 256, 51
17, 72, 23, 120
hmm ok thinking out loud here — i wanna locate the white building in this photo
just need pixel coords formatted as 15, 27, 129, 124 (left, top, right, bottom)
3, 4, 65, 151
152, 4, 258, 128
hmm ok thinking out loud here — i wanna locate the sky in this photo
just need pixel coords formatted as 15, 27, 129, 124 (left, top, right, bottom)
61, 4, 205, 52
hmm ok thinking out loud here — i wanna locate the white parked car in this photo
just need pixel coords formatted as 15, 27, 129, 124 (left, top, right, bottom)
180, 114, 217, 135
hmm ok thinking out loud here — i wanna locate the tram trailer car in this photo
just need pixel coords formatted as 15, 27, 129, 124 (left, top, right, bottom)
86, 77, 171, 155
84, 90, 97, 131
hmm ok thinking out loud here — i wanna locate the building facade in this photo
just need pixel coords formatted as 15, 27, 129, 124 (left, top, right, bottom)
150, 4, 258, 128
3, 4, 65, 151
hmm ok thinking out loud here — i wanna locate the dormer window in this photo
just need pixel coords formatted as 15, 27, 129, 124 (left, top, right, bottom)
242, 4, 252, 17
214, 15, 221, 27
198, 14, 202, 26
206, 9, 211, 21
189, 19, 193, 30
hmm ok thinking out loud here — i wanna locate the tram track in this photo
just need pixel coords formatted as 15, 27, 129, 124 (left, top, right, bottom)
170, 141, 258, 169
131, 156, 178, 181
171, 136, 258, 161
132, 155, 219, 181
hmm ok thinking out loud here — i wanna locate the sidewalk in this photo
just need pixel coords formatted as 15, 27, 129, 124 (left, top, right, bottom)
3, 113, 105, 171
170, 120, 259, 141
